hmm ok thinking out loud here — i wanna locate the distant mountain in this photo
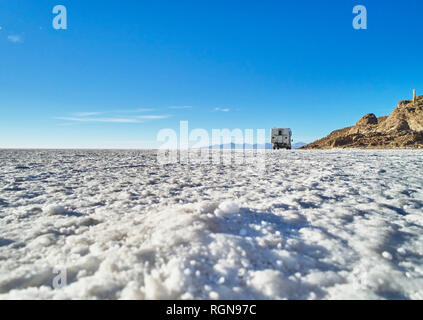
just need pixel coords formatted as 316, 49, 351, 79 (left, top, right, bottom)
292, 142, 307, 149
201, 142, 307, 150
302, 94, 423, 149
201, 143, 267, 150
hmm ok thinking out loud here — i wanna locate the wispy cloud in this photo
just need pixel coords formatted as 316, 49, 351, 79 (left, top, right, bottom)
169, 106, 193, 110
136, 115, 171, 120
214, 107, 230, 112
55, 117, 141, 123
56, 110, 171, 124
111, 108, 156, 113
72, 112, 103, 117
73, 109, 155, 116
7, 34, 23, 43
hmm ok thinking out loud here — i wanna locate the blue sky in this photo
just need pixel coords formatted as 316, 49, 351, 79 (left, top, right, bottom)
1, 0, 422, 148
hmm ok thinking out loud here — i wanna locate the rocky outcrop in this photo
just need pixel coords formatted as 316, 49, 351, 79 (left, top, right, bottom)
302, 95, 423, 149
356, 113, 378, 126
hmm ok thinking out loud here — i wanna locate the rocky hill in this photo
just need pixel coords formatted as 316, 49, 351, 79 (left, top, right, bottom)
302, 95, 423, 149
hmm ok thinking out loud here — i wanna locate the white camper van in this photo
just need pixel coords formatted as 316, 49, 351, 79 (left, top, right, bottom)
271, 128, 292, 150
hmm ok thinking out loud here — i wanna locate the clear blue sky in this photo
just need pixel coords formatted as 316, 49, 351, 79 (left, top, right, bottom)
1, 0, 422, 148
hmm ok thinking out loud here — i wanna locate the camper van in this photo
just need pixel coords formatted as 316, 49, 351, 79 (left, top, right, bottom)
271, 128, 292, 150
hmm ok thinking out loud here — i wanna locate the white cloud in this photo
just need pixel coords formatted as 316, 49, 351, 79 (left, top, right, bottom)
134, 108, 155, 112
73, 109, 155, 116
169, 106, 193, 109
55, 111, 171, 124
214, 107, 230, 112
136, 115, 171, 120
56, 107, 172, 124
7, 34, 23, 43
72, 112, 103, 117
111, 108, 156, 113
55, 117, 141, 123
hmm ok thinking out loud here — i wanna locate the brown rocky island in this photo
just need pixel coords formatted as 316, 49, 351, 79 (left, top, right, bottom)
302, 92, 423, 149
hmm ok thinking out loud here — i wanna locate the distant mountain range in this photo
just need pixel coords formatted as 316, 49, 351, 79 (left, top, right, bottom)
201, 142, 307, 150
